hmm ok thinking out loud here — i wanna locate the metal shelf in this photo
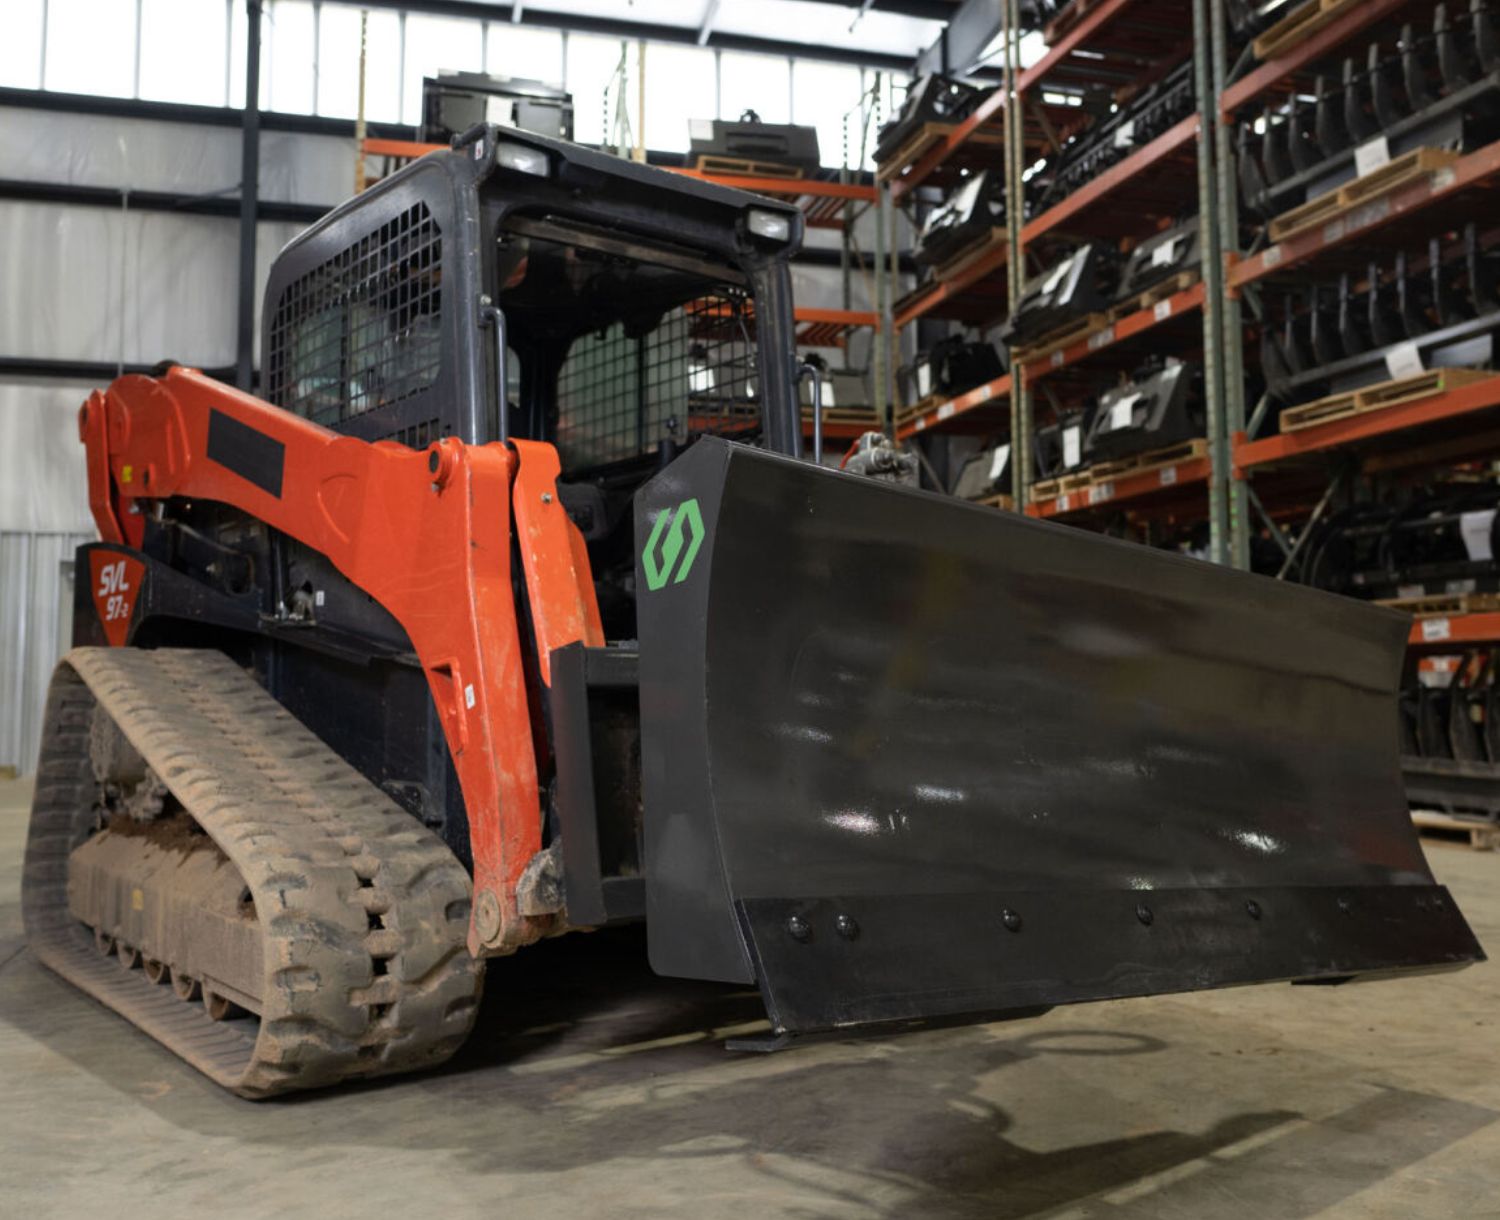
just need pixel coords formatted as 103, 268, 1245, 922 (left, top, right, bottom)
1019, 0, 1194, 99
1021, 114, 1200, 248
794, 308, 880, 347
1020, 280, 1205, 385
892, 241, 1009, 329
1221, 0, 1418, 118
1408, 611, 1500, 648
1230, 140, 1500, 288
1026, 450, 1212, 520
1235, 373, 1500, 470
896, 373, 1012, 440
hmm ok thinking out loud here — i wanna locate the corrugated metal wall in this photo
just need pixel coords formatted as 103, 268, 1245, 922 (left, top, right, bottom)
1, 531, 92, 774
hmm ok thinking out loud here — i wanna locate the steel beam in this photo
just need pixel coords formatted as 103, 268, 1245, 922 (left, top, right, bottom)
236, 0, 262, 393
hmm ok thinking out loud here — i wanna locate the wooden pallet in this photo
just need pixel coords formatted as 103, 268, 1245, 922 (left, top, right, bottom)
977, 493, 1015, 512
693, 155, 805, 180
1108, 270, 1200, 323
1031, 477, 1061, 500
1086, 437, 1209, 485
1253, 0, 1365, 61
1376, 591, 1500, 617
1412, 809, 1500, 851
1279, 367, 1493, 433
1058, 469, 1094, 494
1012, 313, 1109, 365
893, 393, 946, 428
876, 121, 1004, 181
933, 227, 1008, 284
1268, 147, 1460, 242
802, 405, 881, 429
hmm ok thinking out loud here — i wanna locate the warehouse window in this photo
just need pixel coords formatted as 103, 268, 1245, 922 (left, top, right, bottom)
19, 0, 910, 169
266, 0, 316, 115
486, 25, 564, 85
402, 14, 484, 125
267, 202, 443, 426
43, 0, 135, 98
792, 60, 863, 171
138, 0, 231, 107
317, 4, 401, 122
720, 52, 790, 125
643, 44, 717, 154
0, 0, 44, 90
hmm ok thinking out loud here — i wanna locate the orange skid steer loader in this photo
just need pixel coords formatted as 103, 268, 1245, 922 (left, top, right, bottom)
23, 126, 1482, 1097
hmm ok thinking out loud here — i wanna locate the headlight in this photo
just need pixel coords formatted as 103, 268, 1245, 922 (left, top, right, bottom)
494, 141, 550, 177
747, 208, 792, 242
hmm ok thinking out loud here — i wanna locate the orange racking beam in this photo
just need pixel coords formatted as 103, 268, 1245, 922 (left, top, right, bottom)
1020, 114, 1199, 247
897, 373, 1011, 439
1234, 374, 1500, 470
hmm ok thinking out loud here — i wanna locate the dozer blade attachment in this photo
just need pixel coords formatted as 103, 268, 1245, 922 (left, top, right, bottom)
634, 438, 1483, 1035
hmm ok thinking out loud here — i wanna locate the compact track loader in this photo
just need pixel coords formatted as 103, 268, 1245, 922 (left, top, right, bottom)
24, 126, 1483, 1097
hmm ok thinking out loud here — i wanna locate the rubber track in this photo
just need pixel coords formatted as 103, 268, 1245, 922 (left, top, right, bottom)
22, 648, 483, 1098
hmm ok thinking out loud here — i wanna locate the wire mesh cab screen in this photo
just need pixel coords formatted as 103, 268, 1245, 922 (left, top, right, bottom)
267, 201, 443, 431
556, 289, 758, 470
501, 217, 760, 474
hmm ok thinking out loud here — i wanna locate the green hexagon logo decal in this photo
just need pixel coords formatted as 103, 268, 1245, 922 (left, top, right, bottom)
641, 498, 705, 591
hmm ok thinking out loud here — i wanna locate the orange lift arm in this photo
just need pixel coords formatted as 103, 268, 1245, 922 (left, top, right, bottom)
79, 366, 603, 956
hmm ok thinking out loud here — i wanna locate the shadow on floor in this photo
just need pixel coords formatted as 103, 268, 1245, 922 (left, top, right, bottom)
3, 926, 1496, 1218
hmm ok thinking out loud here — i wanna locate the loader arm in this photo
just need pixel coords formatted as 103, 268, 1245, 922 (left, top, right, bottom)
79, 365, 602, 956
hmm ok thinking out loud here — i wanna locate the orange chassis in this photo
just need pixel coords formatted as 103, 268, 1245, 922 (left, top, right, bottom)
80, 366, 604, 957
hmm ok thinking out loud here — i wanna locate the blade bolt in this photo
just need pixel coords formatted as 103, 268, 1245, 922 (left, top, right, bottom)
786, 915, 811, 943
835, 914, 860, 940
1245, 900, 1261, 920
541, 491, 554, 503
1002, 908, 1023, 933
1136, 904, 1154, 926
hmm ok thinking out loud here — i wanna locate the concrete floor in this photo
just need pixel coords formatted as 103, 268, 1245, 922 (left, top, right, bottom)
3, 775, 1500, 1220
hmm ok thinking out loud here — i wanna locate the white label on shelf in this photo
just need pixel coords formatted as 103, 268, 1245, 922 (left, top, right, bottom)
1159, 464, 1178, 487
1384, 341, 1424, 380
823, 379, 837, 408
1398, 583, 1425, 599
914, 417, 927, 431
1113, 119, 1137, 149
1461, 510, 1496, 561
1354, 135, 1391, 178
1088, 325, 1115, 351
1063, 425, 1082, 469
1089, 481, 1114, 505
1109, 393, 1141, 431
1151, 236, 1179, 267
1050, 349, 1065, 368
1351, 197, 1391, 230
1057, 493, 1071, 512
989, 444, 1011, 480
937, 402, 955, 420
1154, 298, 1173, 322
975, 382, 993, 403
1263, 245, 1283, 269
1422, 617, 1452, 642
917, 362, 932, 398
1322, 218, 1346, 244
1433, 166, 1457, 191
